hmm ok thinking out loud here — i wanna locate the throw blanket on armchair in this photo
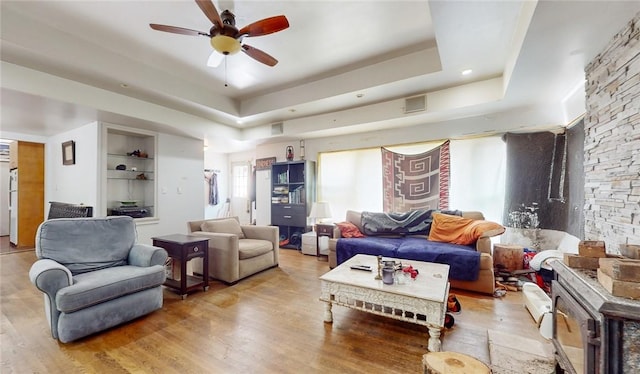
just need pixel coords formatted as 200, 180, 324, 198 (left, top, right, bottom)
361, 209, 461, 236
336, 237, 480, 281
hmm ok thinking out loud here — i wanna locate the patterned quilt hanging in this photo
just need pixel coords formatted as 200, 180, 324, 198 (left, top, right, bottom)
381, 140, 450, 212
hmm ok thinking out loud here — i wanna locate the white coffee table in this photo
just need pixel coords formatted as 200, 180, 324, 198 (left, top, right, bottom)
319, 254, 450, 352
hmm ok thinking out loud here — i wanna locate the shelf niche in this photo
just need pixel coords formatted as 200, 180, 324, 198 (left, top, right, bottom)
103, 125, 157, 221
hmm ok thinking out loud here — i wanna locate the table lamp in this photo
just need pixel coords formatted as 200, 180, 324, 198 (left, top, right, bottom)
309, 202, 332, 229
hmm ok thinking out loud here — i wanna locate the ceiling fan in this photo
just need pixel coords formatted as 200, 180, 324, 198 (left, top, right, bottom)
150, 0, 289, 67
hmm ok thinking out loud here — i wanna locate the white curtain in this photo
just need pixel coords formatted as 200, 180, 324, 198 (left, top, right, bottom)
318, 136, 506, 224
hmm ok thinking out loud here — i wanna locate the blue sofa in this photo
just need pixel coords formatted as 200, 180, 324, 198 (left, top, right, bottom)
328, 210, 497, 294
29, 216, 167, 343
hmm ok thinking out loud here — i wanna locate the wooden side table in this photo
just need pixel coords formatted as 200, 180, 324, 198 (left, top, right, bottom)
315, 223, 335, 260
152, 234, 209, 300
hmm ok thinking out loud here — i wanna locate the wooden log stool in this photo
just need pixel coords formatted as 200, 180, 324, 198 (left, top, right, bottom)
493, 244, 524, 272
423, 351, 491, 374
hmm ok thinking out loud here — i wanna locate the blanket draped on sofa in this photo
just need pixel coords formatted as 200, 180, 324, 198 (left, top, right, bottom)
361, 209, 461, 236
336, 237, 480, 281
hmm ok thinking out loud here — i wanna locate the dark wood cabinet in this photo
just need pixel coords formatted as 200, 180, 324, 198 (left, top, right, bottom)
152, 234, 209, 299
271, 161, 315, 249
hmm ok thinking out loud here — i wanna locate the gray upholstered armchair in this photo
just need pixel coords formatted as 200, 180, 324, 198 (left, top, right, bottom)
187, 217, 279, 284
29, 216, 167, 343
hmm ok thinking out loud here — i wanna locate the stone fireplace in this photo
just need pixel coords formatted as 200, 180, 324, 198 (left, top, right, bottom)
583, 11, 640, 253
551, 261, 640, 374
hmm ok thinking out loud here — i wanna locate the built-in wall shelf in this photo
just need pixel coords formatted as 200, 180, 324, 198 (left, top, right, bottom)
102, 125, 158, 221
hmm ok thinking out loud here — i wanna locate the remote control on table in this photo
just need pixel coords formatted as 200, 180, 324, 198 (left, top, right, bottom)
350, 265, 372, 272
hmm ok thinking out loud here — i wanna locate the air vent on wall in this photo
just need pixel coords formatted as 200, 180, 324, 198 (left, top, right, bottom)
271, 122, 283, 135
404, 95, 426, 114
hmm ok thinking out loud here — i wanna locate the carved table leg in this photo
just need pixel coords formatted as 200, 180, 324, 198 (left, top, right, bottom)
323, 301, 333, 323
427, 326, 442, 352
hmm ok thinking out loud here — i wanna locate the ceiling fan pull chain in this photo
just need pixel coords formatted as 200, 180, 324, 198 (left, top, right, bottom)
224, 56, 228, 87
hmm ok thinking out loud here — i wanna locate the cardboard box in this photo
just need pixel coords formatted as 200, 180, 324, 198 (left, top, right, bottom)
620, 244, 640, 259
564, 254, 600, 270
599, 258, 640, 282
579, 241, 606, 258
597, 269, 640, 299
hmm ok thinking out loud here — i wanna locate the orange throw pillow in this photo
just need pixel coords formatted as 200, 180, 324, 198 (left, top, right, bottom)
428, 213, 505, 245
336, 221, 365, 238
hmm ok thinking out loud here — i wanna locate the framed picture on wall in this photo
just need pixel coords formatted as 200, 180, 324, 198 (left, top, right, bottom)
256, 156, 277, 171
62, 140, 75, 165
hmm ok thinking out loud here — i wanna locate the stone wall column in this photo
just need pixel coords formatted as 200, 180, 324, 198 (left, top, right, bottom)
584, 12, 640, 252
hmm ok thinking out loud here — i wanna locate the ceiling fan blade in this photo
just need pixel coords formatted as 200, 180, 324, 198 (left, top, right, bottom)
238, 15, 289, 37
207, 51, 224, 67
195, 0, 223, 28
149, 24, 209, 37
242, 44, 278, 66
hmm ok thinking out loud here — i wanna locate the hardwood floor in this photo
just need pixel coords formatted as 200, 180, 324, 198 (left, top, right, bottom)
1, 248, 545, 373
0, 235, 33, 255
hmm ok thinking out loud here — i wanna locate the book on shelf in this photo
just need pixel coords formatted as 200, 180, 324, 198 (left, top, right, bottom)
277, 171, 289, 184
272, 196, 289, 204
287, 186, 305, 204
273, 186, 288, 194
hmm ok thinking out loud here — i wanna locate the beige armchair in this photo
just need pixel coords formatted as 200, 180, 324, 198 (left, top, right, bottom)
187, 217, 279, 284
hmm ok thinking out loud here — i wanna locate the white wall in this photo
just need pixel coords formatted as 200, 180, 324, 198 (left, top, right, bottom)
46, 122, 100, 216
0, 132, 47, 144
135, 133, 204, 243
204, 150, 229, 219
40, 122, 204, 245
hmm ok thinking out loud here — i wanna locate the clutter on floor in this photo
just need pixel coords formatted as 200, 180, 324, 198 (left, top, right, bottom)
487, 329, 555, 374
522, 283, 553, 339
444, 293, 462, 328
493, 245, 541, 296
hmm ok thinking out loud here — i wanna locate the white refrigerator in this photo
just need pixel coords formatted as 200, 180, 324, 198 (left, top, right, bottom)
9, 168, 17, 245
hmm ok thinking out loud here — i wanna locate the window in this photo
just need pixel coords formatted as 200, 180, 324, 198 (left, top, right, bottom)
232, 162, 249, 198
318, 136, 505, 223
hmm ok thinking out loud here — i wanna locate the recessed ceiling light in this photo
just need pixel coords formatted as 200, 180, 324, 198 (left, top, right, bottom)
356, 93, 364, 98
289, 109, 296, 113
120, 83, 129, 88
461, 69, 473, 76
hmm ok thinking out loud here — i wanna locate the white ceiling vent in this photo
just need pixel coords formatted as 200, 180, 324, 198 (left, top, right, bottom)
404, 95, 426, 114
271, 122, 283, 135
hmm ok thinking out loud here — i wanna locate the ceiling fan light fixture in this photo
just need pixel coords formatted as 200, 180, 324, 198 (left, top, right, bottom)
151, 1, 288, 66
210, 35, 241, 55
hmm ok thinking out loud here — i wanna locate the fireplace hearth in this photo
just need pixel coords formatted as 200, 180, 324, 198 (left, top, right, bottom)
551, 261, 640, 373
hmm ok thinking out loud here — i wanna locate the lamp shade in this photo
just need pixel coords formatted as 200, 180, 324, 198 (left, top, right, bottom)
309, 202, 332, 221
210, 35, 241, 55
